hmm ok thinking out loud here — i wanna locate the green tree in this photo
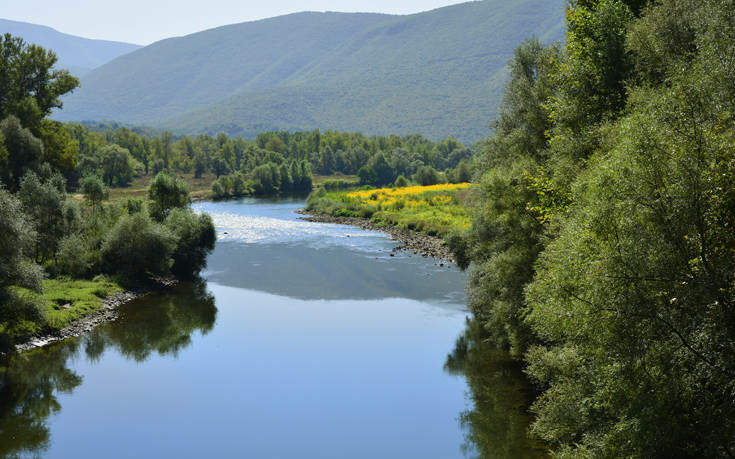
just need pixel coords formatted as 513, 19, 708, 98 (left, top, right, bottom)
164, 208, 216, 279
99, 145, 137, 186
148, 172, 190, 222
0, 34, 79, 132
80, 175, 108, 210
0, 116, 43, 191
101, 213, 176, 280
17, 172, 66, 263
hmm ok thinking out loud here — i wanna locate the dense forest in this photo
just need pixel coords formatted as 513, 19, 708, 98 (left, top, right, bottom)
455, 0, 735, 456
60, 120, 474, 198
0, 33, 216, 352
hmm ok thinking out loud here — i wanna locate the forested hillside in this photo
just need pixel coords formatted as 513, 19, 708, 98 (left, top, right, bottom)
55, 0, 565, 142
0, 19, 140, 76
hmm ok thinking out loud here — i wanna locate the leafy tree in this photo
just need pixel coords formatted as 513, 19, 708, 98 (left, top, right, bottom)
17, 172, 66, 263
80, 175, 108, 210
38, 119, 78, 175
0, 34, 79, 132
394, 175, 409, 187
164, 208, 216, 279
0, 116, 43, 191
0, 188, 44, 350
278, 163, 293, 192
100, 213, 176, 280
99, 145, 137, 186
0, 188, 43, 293
148, 172, 190, 222
414, 165, 441, 186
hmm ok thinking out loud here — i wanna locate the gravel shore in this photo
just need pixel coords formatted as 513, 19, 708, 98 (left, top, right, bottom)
14, 279, 177, 353
295, 210, 456, 263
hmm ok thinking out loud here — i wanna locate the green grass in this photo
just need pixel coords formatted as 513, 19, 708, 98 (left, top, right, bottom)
8, 278, 123, 338
305, 183, 472, 238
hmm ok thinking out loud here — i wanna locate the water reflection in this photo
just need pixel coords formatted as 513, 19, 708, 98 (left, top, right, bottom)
0, 282, 217, 458
445, 319, 548, 458
206, 240, 465, 302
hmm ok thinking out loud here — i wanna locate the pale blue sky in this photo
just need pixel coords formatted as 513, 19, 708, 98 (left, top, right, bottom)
3, 0, 469, 45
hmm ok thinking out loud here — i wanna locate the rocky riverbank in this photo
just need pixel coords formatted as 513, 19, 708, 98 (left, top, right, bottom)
14, 279, 178, 353
296, 210, 456, 263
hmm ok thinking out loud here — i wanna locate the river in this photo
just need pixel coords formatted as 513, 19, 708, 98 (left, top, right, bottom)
0, 197, 543, 458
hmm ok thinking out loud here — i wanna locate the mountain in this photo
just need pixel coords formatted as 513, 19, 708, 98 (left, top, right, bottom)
0, 19, 141, 76
55, 0, 566, 143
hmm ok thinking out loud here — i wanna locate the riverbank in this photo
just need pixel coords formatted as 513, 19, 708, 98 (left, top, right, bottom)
13, 279, 177, 353
296, 209, 456, 263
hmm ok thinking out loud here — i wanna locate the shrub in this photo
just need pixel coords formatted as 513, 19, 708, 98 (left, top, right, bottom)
100, 213, 176, 280
164, 208, 216, 279
57, 233, 90, 278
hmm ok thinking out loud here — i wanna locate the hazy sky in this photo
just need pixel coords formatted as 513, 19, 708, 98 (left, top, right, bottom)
3, 0, 468, 45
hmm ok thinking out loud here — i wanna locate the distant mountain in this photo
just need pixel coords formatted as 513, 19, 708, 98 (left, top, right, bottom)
0, 18, 141, 76
55, 0, 565, 143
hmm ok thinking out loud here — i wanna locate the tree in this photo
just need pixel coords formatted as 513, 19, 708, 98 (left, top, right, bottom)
0, 34, 79, 132
394, 175, 409, 187
101, 213, 176, 280
148, 172, 190, 222
99, 145, 136, 186
17, 172, 66, 263
0, 116, 43, 191
0, 188, 43, 294
80, 175, 108, 210
164, 208, 216, 279
38, 119, 78, 175
414, 165, 441, 186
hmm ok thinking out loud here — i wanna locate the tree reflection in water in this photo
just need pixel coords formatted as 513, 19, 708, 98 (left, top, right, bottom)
445, 319, 548, 458
0, 281, 217, 457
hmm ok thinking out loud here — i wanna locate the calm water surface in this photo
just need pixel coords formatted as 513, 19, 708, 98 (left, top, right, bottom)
0, 197, 543, 458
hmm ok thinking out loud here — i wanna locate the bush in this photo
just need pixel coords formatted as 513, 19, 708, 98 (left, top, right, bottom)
164, 208, 217, 279
394, 175, 409, 187
414, 166, 441, 186
100, 213, 176, 280
57, 233, 90, 277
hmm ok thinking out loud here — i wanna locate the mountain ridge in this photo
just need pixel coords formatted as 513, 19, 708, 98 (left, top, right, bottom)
54, 0, 566, 142
0, 18, 141, 76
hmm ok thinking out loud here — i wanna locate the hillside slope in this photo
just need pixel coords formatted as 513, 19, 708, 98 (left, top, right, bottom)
56, 0, 566, 142
0, 18, 141, 76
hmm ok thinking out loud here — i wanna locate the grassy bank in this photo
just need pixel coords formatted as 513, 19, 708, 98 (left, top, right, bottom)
4, 278, 123, 347
305, 183, 471, 238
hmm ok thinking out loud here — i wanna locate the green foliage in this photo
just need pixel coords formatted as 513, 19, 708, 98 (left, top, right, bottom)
57, 1, 566, 143
394, 175, 409, 188
0, 116, 44, 191
80, 175, 108, 209
414, 166, 442, 186
56, 233, 90, 278
0, 33, 79, 132
100, 213, 176, 281
164, 209, 216, 279
463, 0, 735, 455
17, 172, 67, 263
147, 172, 190, 221
98, 145, 137, 186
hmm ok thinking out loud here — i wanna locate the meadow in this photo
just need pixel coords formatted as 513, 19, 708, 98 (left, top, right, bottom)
305, 183, 471, 238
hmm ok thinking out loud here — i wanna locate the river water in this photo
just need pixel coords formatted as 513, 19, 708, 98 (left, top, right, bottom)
0, 197, 543, 458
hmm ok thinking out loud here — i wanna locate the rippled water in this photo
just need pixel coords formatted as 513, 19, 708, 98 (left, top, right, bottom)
0, 197, 542, 458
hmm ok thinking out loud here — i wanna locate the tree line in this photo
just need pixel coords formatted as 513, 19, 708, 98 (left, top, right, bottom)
453, 0, 735, 456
